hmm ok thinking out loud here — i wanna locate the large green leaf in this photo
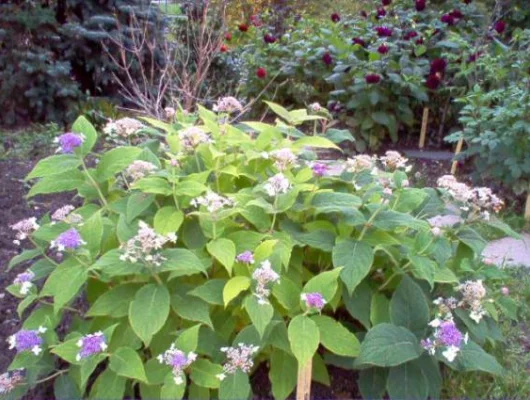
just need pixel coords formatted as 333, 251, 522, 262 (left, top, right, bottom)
161, 374, 186, 399
171, 293, 212, 328
90, 369, 126, 400
332, 240, 374, 294
87, 283, 141, 318
387, 361, 429, 400
175, 324, 202, 353
223, 276, 251, 306
129, 284, 170, 345
207, 238, 236, 275
269, 349, 297, 400
408, 255, 437, 287
343, 281, 372, 330
26, 155, 81, 180
356, 323, 421, 367
73, 115, 98, 155
79, 211, 104, 257
288, 315, 320, 365
189, 279, 226, 305
190, 359, 223, 389
457, 227, 487, 256
219, 371, 251, 400
390, 276, 429, 338
450, 340, 504, 375
96, 147, 142, 181
162, 248, 208, 277
245, 295, 274, 338
28, 169, 85, 197
54, 373, 82, 400
41, 261, 87, 313
358, 368, 388, 400
109, 346, 148, 383
312, 315, 360, 357
374, 211, 430, 232
154, 207, 184, 235
126, 193, 155, 223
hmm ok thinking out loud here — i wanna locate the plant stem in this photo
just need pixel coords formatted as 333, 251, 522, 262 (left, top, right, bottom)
28, 238, 58, 266
39, 300, 82, 315
35, 370, 68, 384
81, 159, 109, 209
152, 272, 163, 285
269, 196, 279, 233
358, 204, 385, 241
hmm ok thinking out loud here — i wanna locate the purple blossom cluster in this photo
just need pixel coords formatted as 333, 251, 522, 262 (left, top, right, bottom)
236, 251, 255, 265
157, 344, 197, 385
76, 332, 107, 361
422, 318, 468, 362
301, 292, 326, 311
50, 228, 85, 252
8, 327, 47, 355
55, 132, 84, 154
13, 270, 35, 296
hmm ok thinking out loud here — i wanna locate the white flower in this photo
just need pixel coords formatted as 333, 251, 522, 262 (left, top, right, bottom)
103, 118, 144, 138
442, 345, 460, 362
179, 127, 212, 151
213, 97, 243, 113
429, 318, 442, 328
126, 160, 157, 182
191, 191, 234, 214
264, 173, 291, 197
270, 148, 297, 171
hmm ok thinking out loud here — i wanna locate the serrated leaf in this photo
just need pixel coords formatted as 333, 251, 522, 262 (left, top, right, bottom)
207, 238, 236, 275
129, 284, 170, 346
223, 276, 251, 306
109, 347, 148, 383
288, 315, 320, 365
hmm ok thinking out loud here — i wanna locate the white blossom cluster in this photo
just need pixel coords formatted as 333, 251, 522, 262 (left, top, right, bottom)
458, 280, 488, 323
0, 370, 24, 395
103, 118, 144, 138
10, 218, 39, 245
213, 97, 243, 113
345, 155, 378, 174
126, 160, 157, 183
263, 173, 291, 197
252, 260, 280, 304
179, 127, 213, 151
191, 191, 234, 214
268, 148, 298, 171
437, 175, 504, 218
380, 150, 411, 171
51, 205, 83, 225
120, 221, 177, 266
216, 343, 259, 381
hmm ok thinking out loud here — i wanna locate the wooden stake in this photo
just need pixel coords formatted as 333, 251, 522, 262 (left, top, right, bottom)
450, 138, 464, 175
418, 107, 429, 149
525, 192, 530, 220
296, 358, 313, 400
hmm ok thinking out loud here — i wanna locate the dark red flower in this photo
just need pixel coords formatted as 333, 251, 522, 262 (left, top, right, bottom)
322, 52, 333, 65
430, 58, 447, 74
375, 26, 393, 37
463, 0, 473, 4
467, 52, 482, 63
224, 32, 232, 41
404, 31, 418, 40
378, 44, 389, 54
415, 0, 426, 11
264, 33, 277, 44
331, 13, 341, 23
425, 74, 442, 90
416, 37, 425, 45
494, 20, 506, 34
382, 0, 392, 6
238, 23, 249, 32
376, 7, 387, 18
256, 67, 267, 79
360, 10, 368, 18
450, 9, 464, 19
352, 37, 367, 47
441, 14, 456, 25
220, 44, 228, 53
365, 74, 382, 84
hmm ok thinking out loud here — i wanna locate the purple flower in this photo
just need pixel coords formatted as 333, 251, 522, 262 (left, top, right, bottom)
415, 0, 426, 11
8, 327, 46, 355
376, 8, 387, 19
441, 14, 456, 26
236, 251, 255, 265
378, 44, 389, 54
301, 292, 326, 311
352, 37, 367, 47
365, 74, 382, 84
55, 132, 84, 154
13, 270, 35, 295
331, 13, 341, 23
450, 9, 464, 19
425, 74, 442, 90
430, 58, 447, 74
322, 52, 333, 66
494, 20, 506, 34
312, 163, 328, 177
51, 228, 85, 252
158, 345, 197, 385
76, 332, 107, 361
263, 33, 276, 44
375, 26, 393, 37
404, 31, 418, 40
437, 320, 464, 347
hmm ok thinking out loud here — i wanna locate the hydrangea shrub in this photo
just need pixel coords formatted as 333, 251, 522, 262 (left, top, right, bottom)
2, 103, 516, 399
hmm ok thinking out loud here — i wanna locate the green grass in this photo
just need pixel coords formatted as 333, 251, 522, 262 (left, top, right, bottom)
442, 267, 530, 399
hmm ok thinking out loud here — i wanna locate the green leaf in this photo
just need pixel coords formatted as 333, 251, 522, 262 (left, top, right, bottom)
390, 276, 429, 338
343, 281, 372, 330
332, 240, 374, 294
408, 256, 436, 287
312, 315, 360, 357
109, 346, 148, 383
219, 371, 251, 400
129, 284, 170, 346
288, 315, 320, 366
163, 248, 208, 277
28, 169, 85, 197
133, 177, 172, 195
96, 147, 142, 181
485, 218, 522, 239
154, 207, 184, 235
370, 293, 390, 325
126, 193, 155, 223
79, 211, 104, 256
174, 180, 207, 197
189, 279, 226, 305
41, 261, 87, 313
190, 359, 223, 389
26, 155, 81, 180
207, 238, 236, 275
312, 192, 362, 212
175, 324, 202, 353
253, 240, 278, 262
272, 276, 302, 312
90, 369, 126, 400
161, 373, 186, 399
245, 295, 274, 338
387, 362, 429, 400
356, 323, 421, 367
291, 136, 341, 150
417, 354, 442, 399
451, 340, 504, 375
8, 248, 42, 270
73, 115, 98, 155
171, 293, 212, 328
93, 249, 144, 277
303, 268, 342, 305
374, 211, 430, 232
358, 368, 388, 400
87, 283, 141, 318
223, 276, 251, 306
269, 349, 297, 400
457, 227, 487, 256
54, 373, 82, 400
